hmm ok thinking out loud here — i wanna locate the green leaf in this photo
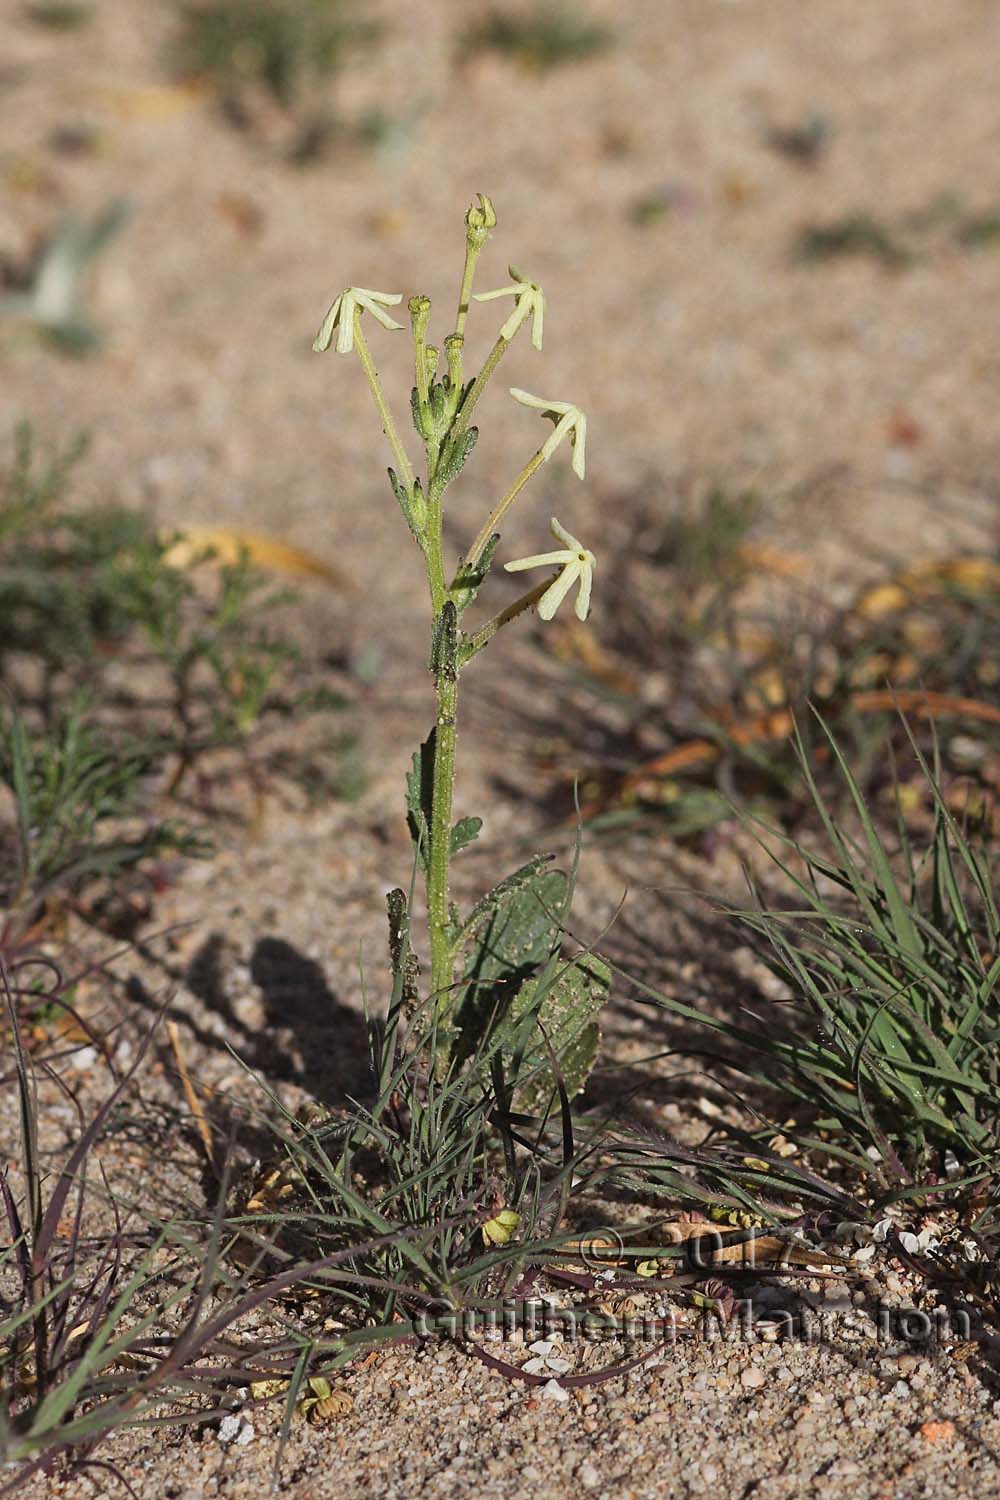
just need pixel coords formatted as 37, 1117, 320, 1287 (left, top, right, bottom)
459, 854, 555, 938
409, 386, 431, 440
450, 816, 482, 857
405, 731, 435, 872
452, 868, 568, 1064
502, 956, 610, 1114
450, 532, 500, 616
429, 381, 449, 428
386, 887, 420, 1014
436, 426, 478, 489
430, 600, 459, 680
388, 469, 426, 544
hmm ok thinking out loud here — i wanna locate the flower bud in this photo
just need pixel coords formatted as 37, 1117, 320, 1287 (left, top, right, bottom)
408, 294, 432, 342
465, 193, 497, 246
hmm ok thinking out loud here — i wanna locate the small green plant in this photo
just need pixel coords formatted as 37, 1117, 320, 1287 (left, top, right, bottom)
0, 425, 357, 932
0, 703, 204, 928
795, 213, 910, 268
172, 0, 378, 154
655, 485, 759, 598
796, 196, 1000, 265
173, 0, 373, 105
312, 197, 608, 1097
459, 5, 612, 70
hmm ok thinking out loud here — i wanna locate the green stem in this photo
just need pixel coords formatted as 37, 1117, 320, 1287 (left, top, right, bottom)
465, 449, 545, 566
428, 667, 459, 1033
454, 239, 483, 341
410, 296, 432, 410
461, 580, 550, 660
353, 314, 416, 493
450, 334, 510, 445
424, 479, 447, 613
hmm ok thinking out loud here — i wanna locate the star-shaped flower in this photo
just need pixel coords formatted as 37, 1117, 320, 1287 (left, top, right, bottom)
473, 265, 545, 349
312, 286, 403, 355
505, 517, 596, 621
509, 387, 587, 478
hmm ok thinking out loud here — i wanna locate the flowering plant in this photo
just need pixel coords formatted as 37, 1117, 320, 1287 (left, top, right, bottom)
314, 196, 608, 1099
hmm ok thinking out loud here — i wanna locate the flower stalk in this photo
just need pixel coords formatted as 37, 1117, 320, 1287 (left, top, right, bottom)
351, 313, 416, 495
312, 196, 597, 1071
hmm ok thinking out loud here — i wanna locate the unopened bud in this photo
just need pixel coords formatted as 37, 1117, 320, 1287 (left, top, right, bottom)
465, 193, 497, 246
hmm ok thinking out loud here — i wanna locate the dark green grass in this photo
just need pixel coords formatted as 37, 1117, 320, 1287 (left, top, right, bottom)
172, 0, 377, 109
459, 5, 612, 70
637, 721, 1000, 1235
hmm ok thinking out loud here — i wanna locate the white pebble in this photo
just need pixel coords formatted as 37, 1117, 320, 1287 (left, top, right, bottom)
217, 1413, 255, 1445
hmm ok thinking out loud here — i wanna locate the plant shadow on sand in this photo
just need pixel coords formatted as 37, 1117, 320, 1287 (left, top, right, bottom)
125, 932, 372, 1115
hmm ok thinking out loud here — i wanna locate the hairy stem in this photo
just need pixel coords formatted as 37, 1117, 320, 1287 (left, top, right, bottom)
353, 314, 416, 494
462, 580, 550, 659
424, 480, 447, 614
454, 238, 484, 342
450, 334, 510, 446
428, 668, 458, 1037
465, 449, 545, 566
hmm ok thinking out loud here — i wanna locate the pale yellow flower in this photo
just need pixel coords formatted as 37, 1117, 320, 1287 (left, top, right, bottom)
505, 517, 596, 622
312, 286, 403, 355
509, 387, 586, 478
473, 266, 545, 349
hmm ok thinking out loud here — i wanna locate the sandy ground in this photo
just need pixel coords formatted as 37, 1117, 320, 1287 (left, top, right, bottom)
3, 0, 1000, 1494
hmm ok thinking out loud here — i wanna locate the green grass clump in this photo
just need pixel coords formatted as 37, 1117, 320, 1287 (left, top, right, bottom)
957, 211, 1000, 249
654, 485, 759, 596
647, 722, 1000, 1222
23, 2, 92, 29
459, 5, 612, 70
795, 213, 910, 268
0, 703, 205, 927
173, 0, 374, 106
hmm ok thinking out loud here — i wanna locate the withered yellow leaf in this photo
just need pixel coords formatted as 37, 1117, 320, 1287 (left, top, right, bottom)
163, 525, 352, 589
92, 82, 209, 121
